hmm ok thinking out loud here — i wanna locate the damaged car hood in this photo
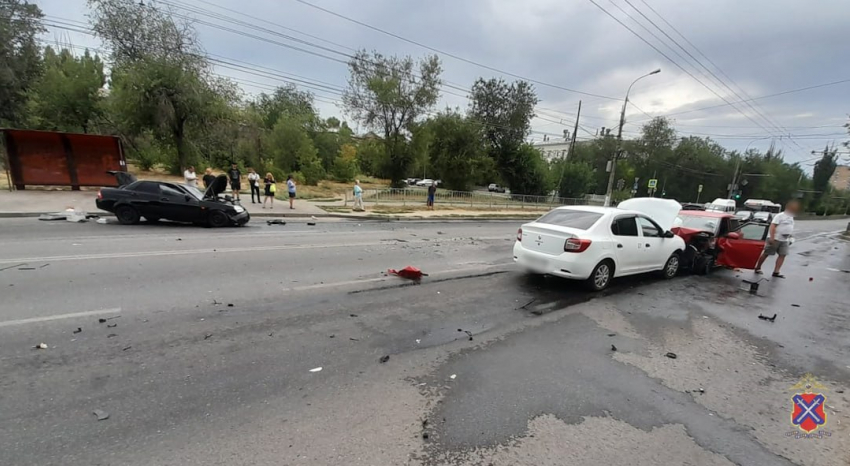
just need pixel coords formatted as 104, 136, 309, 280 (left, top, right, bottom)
618, 198, 682, 231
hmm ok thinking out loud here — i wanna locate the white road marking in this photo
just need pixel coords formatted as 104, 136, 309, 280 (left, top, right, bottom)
0, 308, 121, 328
0, 237, 508, 265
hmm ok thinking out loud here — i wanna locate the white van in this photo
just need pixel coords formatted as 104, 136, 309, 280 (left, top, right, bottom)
706, 198, 736, 213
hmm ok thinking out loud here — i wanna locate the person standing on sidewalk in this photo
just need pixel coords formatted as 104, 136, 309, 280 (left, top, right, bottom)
247, 168, 261, 204
426, 182, 437, 211
228, 163, 242, 202
263, 172, 276, 209
287, 175, 297, 209
353, 179, 364, 211
202, 168, 215, 189
183, 166, 197, 187
754, 200, 799, 278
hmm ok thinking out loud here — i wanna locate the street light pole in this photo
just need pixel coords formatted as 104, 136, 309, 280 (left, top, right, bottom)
604, 68, 661, 206
729, 137, 772, 199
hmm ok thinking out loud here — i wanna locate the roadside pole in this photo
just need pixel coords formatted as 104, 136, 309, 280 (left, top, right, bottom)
556, 100, 581, 197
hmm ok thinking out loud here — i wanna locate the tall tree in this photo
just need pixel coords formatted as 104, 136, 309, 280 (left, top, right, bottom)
252, 85, 316, 129
468, 78, 540, 193
343, 50, 442, 187
89, 0, 225, 172
426, 111, 487, 191
812, 145, 838, 204
0, 0, 45, 126
27, 47, 106, 133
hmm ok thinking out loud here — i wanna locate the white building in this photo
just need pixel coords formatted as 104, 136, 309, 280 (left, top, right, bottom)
532, 139, 572, 162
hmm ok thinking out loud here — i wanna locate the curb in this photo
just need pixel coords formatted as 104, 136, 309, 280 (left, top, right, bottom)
0, 211, 536, 222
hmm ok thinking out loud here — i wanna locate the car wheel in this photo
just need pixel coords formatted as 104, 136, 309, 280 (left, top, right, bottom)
208, 210, 230, 228
115, 205, 140, 225
661, 252, 680, 279
145, 216, 160, 223
586, 260, 614, 291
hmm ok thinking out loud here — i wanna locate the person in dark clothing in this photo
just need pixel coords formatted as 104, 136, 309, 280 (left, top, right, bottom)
427, 182, 437, 210
202, 168, 216, 189
228, 163, 241, 201
247, 168, 261, 204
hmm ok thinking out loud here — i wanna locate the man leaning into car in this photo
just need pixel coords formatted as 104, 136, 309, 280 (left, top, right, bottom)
754, 200, 799, 278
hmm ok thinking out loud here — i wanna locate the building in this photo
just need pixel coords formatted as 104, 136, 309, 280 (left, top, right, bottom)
532, 139, 571, 162
829, 165, 850, 191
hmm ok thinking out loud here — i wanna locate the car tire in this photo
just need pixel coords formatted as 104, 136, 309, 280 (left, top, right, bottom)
115, 205, 140, 225
208, 210, 230, 228
586, 259, 614, 291
661, 252, 680, 279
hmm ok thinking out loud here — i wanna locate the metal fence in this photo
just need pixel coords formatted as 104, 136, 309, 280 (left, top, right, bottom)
345, 187, 590, 211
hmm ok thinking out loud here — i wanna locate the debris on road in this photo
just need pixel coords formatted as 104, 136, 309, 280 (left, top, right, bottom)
0, 263, 27, 272
758, 313, 777, 323
122, 346, 132, 351
329, 334, 335, 339
73, 328, 82, 334
267, 219, 286, 225
349, 338, 359, 341
96, 218, 108, 224
107, 323, 117, 328
464, 330, 473, 341
18, 267, 35, 271
388, 266, 428, 280
212, 299, 222, 305
611, 344, 618, 352
349, 314, 358, 318
607, 333, 616, 337
92, 409, 110, 421
665, 352, 678, 359
791, 304, 800, 308
204, 333, 213, 340
227, 303, 234, 307
307, 222, 317, 226
99, 318, 107, 323
437, 231, 444, 235
35, 343, 48, 350
107, 334, 117, 338
39, 263, 50, 269
379, 355, 390, 364
449, 374, 457, 380
517, 298, 536, 310
309, 367, 323, 373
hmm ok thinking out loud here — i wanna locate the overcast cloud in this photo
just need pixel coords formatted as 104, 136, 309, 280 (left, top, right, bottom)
35, 0, 850, 165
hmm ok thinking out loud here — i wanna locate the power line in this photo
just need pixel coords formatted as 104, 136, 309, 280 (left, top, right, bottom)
293, 0, 620, 101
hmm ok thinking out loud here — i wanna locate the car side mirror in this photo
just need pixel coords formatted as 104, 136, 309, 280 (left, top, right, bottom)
726, 232, 741, 240
664, 230, 675, 238
184, 195, 191, 202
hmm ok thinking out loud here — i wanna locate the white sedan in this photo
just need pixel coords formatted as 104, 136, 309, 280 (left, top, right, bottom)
513, 198, 685, 291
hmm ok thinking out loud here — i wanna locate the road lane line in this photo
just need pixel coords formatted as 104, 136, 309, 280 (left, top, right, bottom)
0, 237, 509, 264
0, 308, 121, 328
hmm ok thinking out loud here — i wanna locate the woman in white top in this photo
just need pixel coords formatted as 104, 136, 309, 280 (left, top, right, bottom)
247, 168, 261, 204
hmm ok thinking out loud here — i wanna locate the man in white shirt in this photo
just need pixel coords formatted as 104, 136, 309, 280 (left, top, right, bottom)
183, 166, 197, 187
247, 168, 261, 204
754, 200, 799, 278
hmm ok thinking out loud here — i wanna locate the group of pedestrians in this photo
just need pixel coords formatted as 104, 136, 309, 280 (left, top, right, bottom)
183, 165, 298, 209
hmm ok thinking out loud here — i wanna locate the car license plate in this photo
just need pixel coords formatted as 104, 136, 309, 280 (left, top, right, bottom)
525, 255, 548, 271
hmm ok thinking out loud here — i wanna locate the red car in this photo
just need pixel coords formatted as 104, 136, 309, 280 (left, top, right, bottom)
673, 210, 769, 273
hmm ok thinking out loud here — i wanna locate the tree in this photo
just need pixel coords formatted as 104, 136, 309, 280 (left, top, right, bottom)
0, 0, 45, 126
252, 85, 316, 129
89, 0, 227, 172
426, 111, 486, 191
343, 50, 442, 187
268, 118, 316, 173
356, 138, 390, 178
468, 78, 539, 192
812, 146, 838, 204
331, 143, 358, 182
553, 161, 596, 199
27, 47, 106, 133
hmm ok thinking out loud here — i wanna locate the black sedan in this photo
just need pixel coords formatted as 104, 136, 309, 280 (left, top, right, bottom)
96, 172, 250, 227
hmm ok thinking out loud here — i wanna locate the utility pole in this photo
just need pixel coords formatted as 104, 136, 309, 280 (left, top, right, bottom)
605, 69, 660, 206
556, 101, 582, 197
728, 158, 740, 199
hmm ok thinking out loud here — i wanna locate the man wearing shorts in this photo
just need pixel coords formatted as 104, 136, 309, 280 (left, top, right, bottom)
228, 163, 241, 201
754, 200, 799, 278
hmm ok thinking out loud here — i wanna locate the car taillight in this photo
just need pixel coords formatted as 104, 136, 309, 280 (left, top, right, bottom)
517, 228, 523, 242
97, 189, 103, 200
564, 237, 592, 253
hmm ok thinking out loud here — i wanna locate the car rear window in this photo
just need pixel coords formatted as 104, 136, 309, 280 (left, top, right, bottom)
536, 210, 602, 230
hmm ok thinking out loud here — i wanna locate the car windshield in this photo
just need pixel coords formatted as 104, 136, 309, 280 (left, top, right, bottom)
676, 215, 719, 233
183, 185, 205, 200
754, 212, 770, 219
734, 211, 750, 219
536, 209, 603, 230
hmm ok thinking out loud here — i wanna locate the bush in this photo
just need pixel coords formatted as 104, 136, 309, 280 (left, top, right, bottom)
331, 144, 358, 182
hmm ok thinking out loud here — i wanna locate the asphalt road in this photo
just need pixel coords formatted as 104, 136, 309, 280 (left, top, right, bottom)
1, 217, 849, 465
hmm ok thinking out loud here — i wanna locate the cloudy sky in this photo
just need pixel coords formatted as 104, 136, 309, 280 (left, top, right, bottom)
36, 0, 850, 166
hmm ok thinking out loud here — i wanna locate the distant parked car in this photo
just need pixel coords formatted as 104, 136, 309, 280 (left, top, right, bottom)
680, 203, 706, 211
488, 183, 506, 193
734, 210, 754, 222
415, 179, 434, 187
752, 211, 773, 224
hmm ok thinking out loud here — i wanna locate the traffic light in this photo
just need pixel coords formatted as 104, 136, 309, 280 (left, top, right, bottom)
734, 192, 741, 200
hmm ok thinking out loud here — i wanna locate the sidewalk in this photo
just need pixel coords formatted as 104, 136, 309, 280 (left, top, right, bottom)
0, 189, 329, 218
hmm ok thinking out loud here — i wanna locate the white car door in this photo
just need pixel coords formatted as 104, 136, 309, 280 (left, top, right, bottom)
637, 215, 666, 271
609, 215, 643, 275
